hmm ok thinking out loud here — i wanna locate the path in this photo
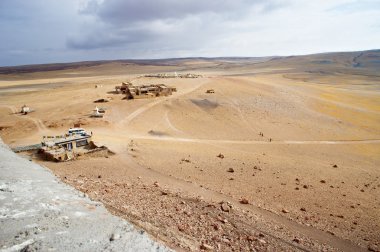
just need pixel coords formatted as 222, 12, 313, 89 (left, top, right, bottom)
97, 131, 380, 146
0, 105, 49, 132
132, 135, 380, 145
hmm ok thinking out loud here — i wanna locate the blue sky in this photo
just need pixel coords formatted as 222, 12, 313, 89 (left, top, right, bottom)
0, 0, 379, 66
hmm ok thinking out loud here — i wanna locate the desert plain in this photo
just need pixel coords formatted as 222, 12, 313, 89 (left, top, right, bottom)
0, 51, 379, 251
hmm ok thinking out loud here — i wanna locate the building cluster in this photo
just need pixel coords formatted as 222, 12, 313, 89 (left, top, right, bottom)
115, 82, 177, 99
144, 73, 202, 78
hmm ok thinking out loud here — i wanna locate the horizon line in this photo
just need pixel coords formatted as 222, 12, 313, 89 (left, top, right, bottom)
1, 48, 379, 69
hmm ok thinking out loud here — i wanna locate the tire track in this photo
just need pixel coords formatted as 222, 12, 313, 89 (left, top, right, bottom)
0, 105, 49, 133
131, 135, 380, 145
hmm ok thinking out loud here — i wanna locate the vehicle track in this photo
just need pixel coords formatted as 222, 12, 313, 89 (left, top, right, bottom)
0, 105, 49, 133
131, 135, 380, 145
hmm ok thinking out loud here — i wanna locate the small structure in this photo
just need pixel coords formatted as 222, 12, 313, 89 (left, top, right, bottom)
41, 132, 92, 161
20, 105, 31, 115
40, 129, 109, 162
90, 107, 104, 118
68, 128, 87, 135
115, 82, 176, 99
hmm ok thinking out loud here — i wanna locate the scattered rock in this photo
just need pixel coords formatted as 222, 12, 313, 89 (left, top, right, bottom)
282, 209, 289, 214
293, 238, 301, 243
320, 180, 326, 183
217, 216, 228, 223
109, 233, 120, 241
368, 244, 379, 252
246, 235, 256, 242
221, 203, 230, 212
153, 181, 160, 187
200, 243, 214, 250
332, 164, 338, 168
222, 238, 230, 244
327, 231, 335, 236
217, 153, 224, 159
227, 168, 235, 173
300, 207, 306, 212
161, 191, 168, 195
178, 225, 185, 232
258, 239, 266, 244
97, 175, 102, 179
184, 210, 192, 216
23, 244, 34, 252
212, 224, 220, 231
240, 198, 249, 204
303, 185, 308, 189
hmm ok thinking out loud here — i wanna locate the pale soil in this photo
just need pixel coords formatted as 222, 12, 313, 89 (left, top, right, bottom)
0, 58, 379, 251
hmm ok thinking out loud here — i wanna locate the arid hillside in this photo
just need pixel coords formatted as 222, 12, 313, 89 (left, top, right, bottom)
1, 50, 379, 251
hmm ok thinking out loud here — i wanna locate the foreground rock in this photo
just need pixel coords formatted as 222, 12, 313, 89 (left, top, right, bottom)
0, 139, 169, 252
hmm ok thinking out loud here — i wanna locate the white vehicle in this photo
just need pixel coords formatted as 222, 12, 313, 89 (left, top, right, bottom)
90, 107, 104, 118
68, 128, 88, 136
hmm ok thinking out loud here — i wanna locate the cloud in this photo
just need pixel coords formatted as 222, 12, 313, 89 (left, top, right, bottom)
1, 0, 380, 66
66, 26, 155, 50
82, 0, 274, 23
67, 0, 287, 51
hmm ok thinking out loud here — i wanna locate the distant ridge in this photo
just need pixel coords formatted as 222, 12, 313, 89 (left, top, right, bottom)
0, 49, 378, 74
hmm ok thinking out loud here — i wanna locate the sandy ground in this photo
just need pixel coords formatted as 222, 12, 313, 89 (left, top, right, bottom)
0, 55, 379, 251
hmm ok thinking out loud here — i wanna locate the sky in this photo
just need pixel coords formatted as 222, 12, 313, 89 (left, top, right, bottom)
0, 0, 379, 66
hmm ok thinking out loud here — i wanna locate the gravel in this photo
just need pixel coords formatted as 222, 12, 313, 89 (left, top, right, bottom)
0, 138, 170, 252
